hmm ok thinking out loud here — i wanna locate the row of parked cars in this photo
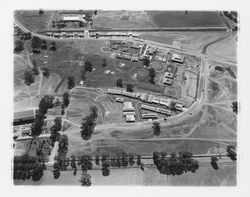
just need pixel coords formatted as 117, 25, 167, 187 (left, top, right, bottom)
46, 32, 84, 39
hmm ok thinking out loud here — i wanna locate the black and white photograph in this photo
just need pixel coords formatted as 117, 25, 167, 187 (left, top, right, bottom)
2, 0, 249, 193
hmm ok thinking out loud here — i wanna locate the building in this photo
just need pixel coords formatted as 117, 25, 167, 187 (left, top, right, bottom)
107, 88, 122, 95
13, 109, 37, 126
159, 98, 171, 108
123, 111, 136, 116
125, 114, 135, 122
171, 53, 185, 63
175, 103, 183, 111
116, 97, 124, 103
163, 78, 173, 85
164, 71, 174, 79
142, 113, 157, 119
141, 104, 156, 112
156, 108, 171, 116
152, 97, 160, 105
121, 91, 136, 98
123, 102, 135, 112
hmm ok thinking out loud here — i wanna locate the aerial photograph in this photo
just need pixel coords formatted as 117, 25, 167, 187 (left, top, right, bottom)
13, 10, 238, 186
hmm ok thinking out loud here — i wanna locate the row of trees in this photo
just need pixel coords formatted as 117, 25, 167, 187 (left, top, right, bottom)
153, 151, 199, 176
80, 106, 98, 140
13, 154, 45, 181
31, 95, 54, 137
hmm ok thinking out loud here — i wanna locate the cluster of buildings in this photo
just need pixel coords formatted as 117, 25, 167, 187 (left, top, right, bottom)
46, 31, 84, 39
89, 32, 139, 38
107, 88, 184, 122
163, 71, 174, 85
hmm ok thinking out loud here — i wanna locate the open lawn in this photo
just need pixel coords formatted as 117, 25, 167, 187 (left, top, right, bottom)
93, 11, 157, 29
146, 11, 225, 28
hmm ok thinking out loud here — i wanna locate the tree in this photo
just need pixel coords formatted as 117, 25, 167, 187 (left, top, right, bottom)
62, 92, 70, 108
70, 155, 77, 175
148, 68, 156, 84
128, 154, 135, 166
79, 172, 92, 186
79, 155, 93, 172
142, 57, 150, 67
126, 84, 134, 93
21, 32, 32, 40
136, 155, 141, 166
31, 165, 45, 181
38, 95, 54, 115
50, 117, 62, 146
232, 101, 238, 114
41, 40, 47, 50
31, 36, 42, 50
226, 145, 237, 161
13, 154, 45, 181
31, 111, 45, 137
42, 67, 50, 78
53, 162, 61, 179
32, 60, 39, 76
67, 76, 75, 89
24, 70, 35, 86
121, 153, 128, 167
81, 70, 86, 81
89, 106, 98, 120
95, 155, 100, 166
14, 40, 24, 53
80, 116, 96, 140
116, 78, 123, 88
102, 59, 107, 67
101, 161, 110, 176
152, 122, 161, 136
210, 156, 219, 170
84, 60, 93, 73
50, 41, 57, 51
39, 9, 44, 16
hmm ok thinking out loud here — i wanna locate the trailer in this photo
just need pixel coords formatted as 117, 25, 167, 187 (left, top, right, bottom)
107, 88, 122, 95
141, 104, 156, 112
142, 113, 157, 119
156, 108, 171, 116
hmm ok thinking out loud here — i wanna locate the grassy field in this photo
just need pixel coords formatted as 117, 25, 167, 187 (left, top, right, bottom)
145, 11, 225, 28
140, 31, 227, 53
15, 10, 54, 31
67, 97, 103, 125
206, 34, 237, 60
92, 11, 157, 29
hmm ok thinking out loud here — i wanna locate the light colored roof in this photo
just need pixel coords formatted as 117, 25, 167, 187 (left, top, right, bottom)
14, 109, 36, 121
63, 16, 81, 21
123, 102, 133, 108
125, 114, 135, 122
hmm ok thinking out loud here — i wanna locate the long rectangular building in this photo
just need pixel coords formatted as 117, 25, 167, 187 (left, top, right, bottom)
141, 104, 156, 112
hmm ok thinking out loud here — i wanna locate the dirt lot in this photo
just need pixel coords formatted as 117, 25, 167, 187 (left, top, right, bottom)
145, 11, 225, 28
93, 11, 157, 29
